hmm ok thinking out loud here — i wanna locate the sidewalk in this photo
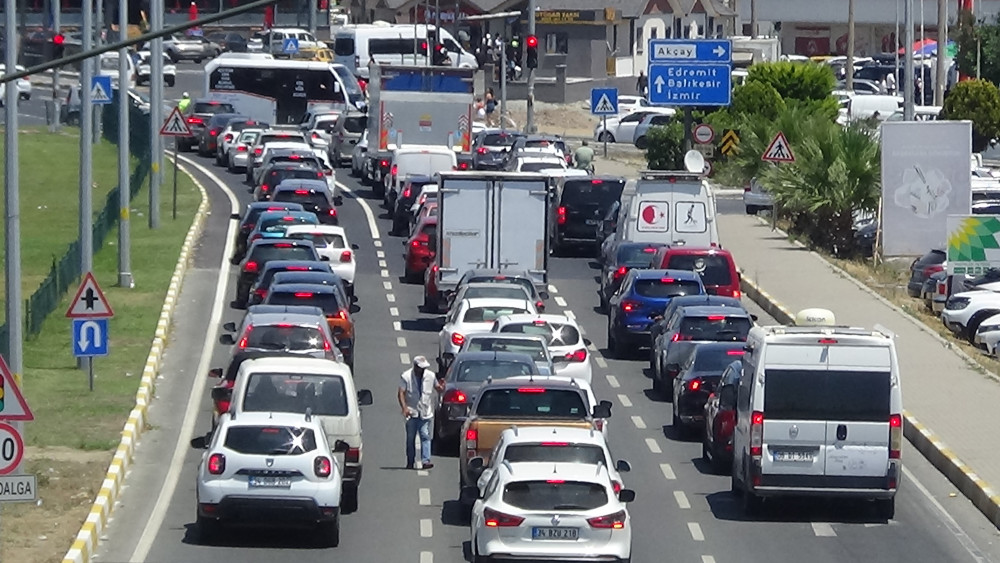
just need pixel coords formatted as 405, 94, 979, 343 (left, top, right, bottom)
718, 211, 1000, 527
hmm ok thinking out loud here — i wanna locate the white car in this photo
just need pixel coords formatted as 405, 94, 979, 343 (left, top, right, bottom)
410, 183, 439, 216
227, 128, 263, 172
216, 120, 263, 167
253, 141, 316, 185
0, 64, 31, 100
135, 50, 176, 87
941, 282, 1000, 341
593, 108, 675, 143
438, 298, 538, 368
975, 313, 1000, 354
351, 129, 369, 178
191, 410, 346, 545
742, 176, 774, 214
470, 460, 634, 563
509, 156, 567, 173
284, 225, 356, 290
490, 314, 593, 384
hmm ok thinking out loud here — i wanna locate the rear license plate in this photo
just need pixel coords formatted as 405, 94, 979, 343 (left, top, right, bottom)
248, 475, 292, 488
773, 450, 815, 462
585, 219, 598, 225
532, 527, 579, 540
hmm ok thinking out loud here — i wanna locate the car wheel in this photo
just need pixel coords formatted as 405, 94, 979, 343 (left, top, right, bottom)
702, 440, 711, 463
168, 52, 179, 63
745, 205, 758, 215
710, 444, 728, 475
635, 136, 648, 150
194, 58, 203, 64
652, 374, 665, 398
967, 310, 999, 343
472, 537, 492, 563
166, 76, 175, 87
598, 131, 615, 143
197, 515, 220, 544
730, 465, 741, 495
341, 483, 359, 514
611, 329, 628, 359
875, 497, 895, 520
318, 514, 340, 547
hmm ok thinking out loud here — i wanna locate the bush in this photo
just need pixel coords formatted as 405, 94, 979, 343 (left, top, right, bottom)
746, 61, 836, 103
730, 81, 785, 120
644, 121, 685, 170
941, 78, 1000, 152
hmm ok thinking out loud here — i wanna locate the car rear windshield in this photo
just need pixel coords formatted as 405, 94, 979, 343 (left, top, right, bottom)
243, 372, 349, 416
287, 232, 345, 249
454, 360, 535, 382
245, 325, 326, 352
260, 216, 316, 232
665, 254, 734, 286
520, 162, 564, 173
679, 316, 751, 341
272, 155, 321, 168
502, 481, 608, 511
763, 369, 891, 422
464, 338, 546, 362
195, 102, 235, 114
262, 133, 306, 145
462, 287, 527, 301
616, 245, 660, 265
333, 37, 354, 56
499, 323, 581, 347
692, 347, 745, 372
267, 291, 344, 315
239, 132, 260, 144
250, 245, 316, 264
224, 425, 318, 455
270, 169, 323, 185
503, 444, 607, 465
273, 191, 331, 209
634, 279, 702, 298
475, 388, 588, 418
342, 115, 367, 133
468, 276, 534, 296
484, 133, 517, 146
462, 306, 529, 323
561, 179, 625, 207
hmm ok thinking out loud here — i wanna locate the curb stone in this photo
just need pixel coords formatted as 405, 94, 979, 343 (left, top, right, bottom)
61, 165, 209, 563
737, 217, 1000, 530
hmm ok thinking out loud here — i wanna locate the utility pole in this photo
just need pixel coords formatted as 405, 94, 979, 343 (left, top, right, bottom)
5, 0, 23, 387
150, 0, 163, 228
500, 37, 507, 121
846, 0, 855, 91
904, 0, 915, 120
919, 0, 925, 106
80, 0, 94, 375
308, 0, 316, 35
51, 0, 62, 132
118, 0, 133, 288
525, 0, 535, 134
95, 0, 105, 144
935, 0, 947, 105
750, 0, 758, 38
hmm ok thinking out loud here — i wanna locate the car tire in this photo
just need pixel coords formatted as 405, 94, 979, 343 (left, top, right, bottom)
341, 483, 359, 514
194, 58, 203, 64
745, 205, 758, 215
635, 136, 648, 150
875, 497, 895, 520
967, 310, 1000, 343
319, 514, 340, 547
165, 76, 175, 87
598, 131, 615, 143
197, 515, 220, 544
472, 539, 492, 563
730, 465, 741, 495
652, 375, 665, 398
610, 328, 627, 359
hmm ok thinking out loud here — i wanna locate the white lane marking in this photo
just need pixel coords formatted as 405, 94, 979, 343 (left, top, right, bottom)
390, 307, 400, 317
673, 491, 690, 509
606, 375, 620, 388
903, 465, 988, 561
420, 518, 433, 537
548, 284, 559, 294
397, 337, 407, 347
419, 488, 431, 506
630, 416, 646, 429
383, 281, 393, 290
616, 394, 632, 407
417, 469, 429, 476
420, 552, 433, 563
131, 155, 240, 562
563, 309, 576, 321
393, 321, 402, 331
587, 342, 599, 352
379, 259, 388, 268
595, 356, 607, 368
702, 556, 717, 563
374, 239, 383, 248
645, 438, 662, 454
554, 296, 567, 307
660, 463, 676, 480
338, 181, 380, 240
811, 522, 836, 537
376, 250, 385, 258
381, 269, 390, 278
688, 522, 704, 541
387, 293, 396, 303
400, 352, 411, 364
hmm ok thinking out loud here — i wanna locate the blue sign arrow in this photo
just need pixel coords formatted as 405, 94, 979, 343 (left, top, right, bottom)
72, 318, 109, 357
648, 39, 732, 64
648, 63, 732, 107
282, 37, 300, 55
590, 88, 619, 116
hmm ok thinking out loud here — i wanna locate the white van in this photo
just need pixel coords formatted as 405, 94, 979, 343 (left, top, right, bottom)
613, 170, 720, 248
385, 145, 457, 205
97, 51, 137, 90
731, 309, 902, 519
332, 22, 477, 78
838, 94, 903, 124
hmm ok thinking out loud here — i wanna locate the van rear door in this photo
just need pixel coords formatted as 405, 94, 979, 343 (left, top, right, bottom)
438, 176, 491, 290
496, 177, 549, 287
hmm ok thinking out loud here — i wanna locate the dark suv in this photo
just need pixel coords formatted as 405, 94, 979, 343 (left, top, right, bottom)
550, 176, 625, 255
907, 249, 946, 297
472, 129, 522, 170
270, 180, 339, 225
179, 100, 236, 151
197, 113, 246, 157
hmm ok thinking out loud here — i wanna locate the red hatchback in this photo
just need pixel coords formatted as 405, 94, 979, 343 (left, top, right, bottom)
702, 359, 742, 473
655, 246, 741, 298
404, 216, 437, 283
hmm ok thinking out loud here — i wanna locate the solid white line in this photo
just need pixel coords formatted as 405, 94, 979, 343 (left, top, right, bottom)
376, 250, 385, 258
338, 181, 380, 240
383, 281, 393, 290
419, 488, 431, 506
688, 522, 704, 541
811, 522, 836, 537
902, 465, 987, 561
131, 155, 239, 562
616, 394, 632, 407
631, 415, 646, 429
702, 555, 717, 563
606, 375, 620, 388
595, 356, 607, 368
420, 518, 433, 537
390, 307, 400, 317
393, 321, 402, 331
381, 269, 390, 278
674, 490, 690, 509
660, 463, 676, 480
387, 293, 396, 302
401, 352, 411, 364
645, 438, 662, 454
379, 259, 388, 268
397, 337, 407, 347
420, 552, 433, 563
554, 296, 567, 307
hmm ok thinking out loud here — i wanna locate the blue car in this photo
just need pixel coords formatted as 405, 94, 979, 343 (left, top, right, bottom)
606, 269, 705, 359
246, 210, 320, 244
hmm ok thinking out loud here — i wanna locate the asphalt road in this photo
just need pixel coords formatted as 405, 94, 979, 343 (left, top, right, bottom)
89, 68, 1000, 563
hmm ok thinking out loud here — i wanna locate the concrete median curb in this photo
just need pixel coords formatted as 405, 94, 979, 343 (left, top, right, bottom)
61, 165, 209, 563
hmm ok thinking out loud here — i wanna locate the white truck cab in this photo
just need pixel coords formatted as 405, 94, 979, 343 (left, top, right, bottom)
614, 170, 719, 248
731, 308, 902, 519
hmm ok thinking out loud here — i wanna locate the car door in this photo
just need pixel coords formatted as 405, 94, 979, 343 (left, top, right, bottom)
614, 111, 647, 141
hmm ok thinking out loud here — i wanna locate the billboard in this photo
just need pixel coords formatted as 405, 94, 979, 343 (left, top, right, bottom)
946, 215, 1000, 275
881, 121, 972, 256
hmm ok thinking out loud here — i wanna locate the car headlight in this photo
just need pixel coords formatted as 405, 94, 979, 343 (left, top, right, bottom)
945, 297, 970, 310
979, 324, 1000, 334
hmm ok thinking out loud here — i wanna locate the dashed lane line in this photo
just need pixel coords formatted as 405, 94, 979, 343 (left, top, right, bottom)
673, 491, 690, 509
616, 394, 632, 407
702, 556, 717, 563
387, 294, 397, 303
688, 522, 705, 541
660, 463, 676, 480
400, 352, 411, 364
381, 269, 390, 278
548, 284, 559, 294
383, 281, 393, 290
420, 552, 433, 563
420, 518, 433, 537
595, 356, 607, 369
397, 337, 407, 347
554, 296, 567, 307
393, 321, 402, 331
811, 522, 836, 537
645, 438, 662, 454
630, 416, 646, 429
376, 250, 385, 258
606, 375, 620, 388
379, 259, 388, 268
374, 240, 382, 247
419, 488, 431, 506
563, 309, 576, 321
390, 307, 400, 317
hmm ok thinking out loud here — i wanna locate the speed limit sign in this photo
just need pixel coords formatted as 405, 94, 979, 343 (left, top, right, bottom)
0, 423, 24, 475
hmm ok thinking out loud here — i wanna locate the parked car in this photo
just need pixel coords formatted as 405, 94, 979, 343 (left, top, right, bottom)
742, 176, 773, 214
594, 108, 675, 143
632, 112, 676, 149
206, 32, 248, 53
907, 249, 947, 297
164, 33, 221, 63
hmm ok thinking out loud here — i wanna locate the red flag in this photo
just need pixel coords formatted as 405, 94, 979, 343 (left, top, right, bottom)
264, 6, 275, 29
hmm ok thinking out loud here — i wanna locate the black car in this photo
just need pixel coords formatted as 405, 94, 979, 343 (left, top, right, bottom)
248, 260, 334, 306
551, 176, 626, 255
270, 180, 340, 225
672, 342, 746, 435
255, 163, 327, 201
197, 113, 246, 157
271, 270, 352, 300
179, 99, 236, 151
207, 32, 248, 53
648, 294, 743, 368
472, 129, 522, 170
599, 242, 664, 311
906, 249, 946, 297
235, 239, 319, 308
230, 202, 305, 265
391, 175, 435, 236
652, 305, 753, 396
509, 135, 571, 167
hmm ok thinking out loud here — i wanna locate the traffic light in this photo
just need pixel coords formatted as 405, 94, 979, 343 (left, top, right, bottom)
525, 35, 538, 69
45, 33, 66, 62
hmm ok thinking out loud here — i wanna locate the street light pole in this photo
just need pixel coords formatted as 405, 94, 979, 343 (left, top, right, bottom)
51, 0, 62, 132
5, 0, 23, 382
118, 0, 133, 288
150, 0, 163, 229
525, 0, 535, 134
935, 0, 947, 105
846, 0, 855, 91
904, 0, 915, 120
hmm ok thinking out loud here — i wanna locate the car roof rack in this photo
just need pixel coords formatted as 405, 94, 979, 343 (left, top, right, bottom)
638, 170, 703, 181
764, 325, 894, 339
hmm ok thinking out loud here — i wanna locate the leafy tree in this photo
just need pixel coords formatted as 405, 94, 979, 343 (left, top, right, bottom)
955, 9, 1000, 85
941, 78, 1000, 151
746, 61, 836, 104
644, 121, 685, 170
713, 105, 818, 188
730, 81, 785, 120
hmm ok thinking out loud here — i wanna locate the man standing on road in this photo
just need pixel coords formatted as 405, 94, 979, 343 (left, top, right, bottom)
574, 140, 595, 172
636, 71, 648, 98
398, 356, 445, 470
178, 92, 191, 113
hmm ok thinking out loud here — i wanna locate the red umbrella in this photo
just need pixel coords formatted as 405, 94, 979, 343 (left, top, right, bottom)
188, 1, 197, 21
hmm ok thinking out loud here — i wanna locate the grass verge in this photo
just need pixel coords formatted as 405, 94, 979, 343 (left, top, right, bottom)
0, 154, 200, 563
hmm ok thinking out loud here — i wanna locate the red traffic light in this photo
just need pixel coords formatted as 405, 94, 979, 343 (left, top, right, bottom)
526, 35, 538, 48
52, 34, 65, 45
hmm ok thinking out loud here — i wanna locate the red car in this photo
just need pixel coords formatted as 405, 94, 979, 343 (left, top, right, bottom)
208, 351, 277, 428
702, 359, 742, 473
654, 246, 741, 298
404, 216, 437, 283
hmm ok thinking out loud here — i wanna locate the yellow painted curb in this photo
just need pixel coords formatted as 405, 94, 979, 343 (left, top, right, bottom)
62, 167, 210, 563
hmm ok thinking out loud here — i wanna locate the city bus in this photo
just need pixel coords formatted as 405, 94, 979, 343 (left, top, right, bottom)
203, 57, 366, 126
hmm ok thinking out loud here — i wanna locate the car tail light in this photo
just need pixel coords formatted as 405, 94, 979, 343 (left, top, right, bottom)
314, 456, 333, 477
295, 189, 309, 194
274, 243, 293, 248
889, 414, 902, 459
727, 350, 745, 355
671, 333, 692, 342
207, 453, 225, 475
477, 147, 488, 154
484, 508, 524, 527
224, 134, 233, 142
517, 387, 546, 393
317, 171, 326, 179
587, 510, 626, 529
443, 389, 467, 403
687, 378, 702, 392
216, 398, 231, 413
346, 447, 361, 463
335, 309, 348, 320
937, 281, 947, 294
923, 264, 944, 276
750, 411, 764, 457
818, 338, 838, 344
458, 162, 469, 170
744, 183, 751, 192
707, 315, 726, 321
254, 147, 263, 156
612, 481, 623, 494
340, 250, 352, 262
209, 129, 218, 137
661, 277, 675, 283
621, 301, 637, 313
402, 186, 412, 199
565, 348, 587, 362
243, 260, 258, 273
465, 428, 478, 449
451, 332, 465, 346
613, 266, 628, 280
391, 164, 398, 178
237, 326, 253, 348
294, 292, 314, 298
237, 145, 247, 152
380, 159, 389, 167
311, 132, 321, 140
255, 288, 267, 298
187, 116, 203, 126
557, 206, 567, 225
323, 337, 333, 352
594, 418, 605, 431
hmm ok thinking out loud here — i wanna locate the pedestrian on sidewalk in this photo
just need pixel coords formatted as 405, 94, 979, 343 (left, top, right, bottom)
485, 89, 497, 127
636, 71, 648, 98
397, 355, 444, 470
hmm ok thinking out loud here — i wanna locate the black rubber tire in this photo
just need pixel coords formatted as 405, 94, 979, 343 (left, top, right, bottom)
635, 136, 648, 150
341, 484, 359, 514
197, 515, 220, 544
166, 76, 175, 87
875, 497, 895, 520
745, 205, 757, 215
318, 514, 340, 547
611, 329, 627, 359
598, 131, 615, 143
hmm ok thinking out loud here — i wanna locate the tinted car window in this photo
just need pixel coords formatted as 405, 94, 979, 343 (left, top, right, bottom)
194, 101, 236, 114
633, 279, 702, 298
503, 444, 606, 465
484, 133, 517, 146
763, 369, 891, 422
250, 245, 316, 263
691, 348, 745, 372
467, 276, 535, 297
273, 191, 331, 209
475, 388, 587, 417
342, 115, 367, 133
520, 162, 563, 172
267, 291, 344, 315
244, 372, 349, 416
224, 425, 317, 455
666, 254, 733, 286
268, 168, 324, 185
462, 306, 529, 323
462, 287, 528, 300
616, 245, 660, 266
454, 360, 534, 382
245, 325, 325, 351
271, 155, 322, 168
333, 37, 354, 56
259, 216, 315, 232
465, 338, 546, 361
679, 316, 751, 340
560, 179, 625, 207
503, 481, 607, 511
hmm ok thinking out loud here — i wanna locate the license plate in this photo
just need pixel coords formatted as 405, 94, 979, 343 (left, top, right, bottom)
773, 450, 815, 462
532, 527, 579, 540
585, 219, 598, 225
248, 475, 292, 488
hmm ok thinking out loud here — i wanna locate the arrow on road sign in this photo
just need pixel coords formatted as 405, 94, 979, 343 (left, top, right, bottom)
73, 318, 109, 357
78, 320, 101, 352
0, 356, 33, 421
160, 107, 192, 136
713, 45, 726, 58
762, 131, 795, 163
654, 75, 664, 94
66, 272, 114, 318
719, 129, 740, 156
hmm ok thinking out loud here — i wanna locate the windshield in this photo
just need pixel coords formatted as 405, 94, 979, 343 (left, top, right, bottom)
634, 279, 702, 298
462, 306, 528, 323
269, 169, 324, 185
342, 115, 367, 133
273, 191, 331, 209
224, 425, 318, 455
287, 232, 345, 248
464, 338, 547, 361
502, 481, 608, 511
665, 254, 734, 286
249, 245, 316, 264
243, 372, 349, 416
521, 161, 565, 172
259, 216, 316, 231
194, 102, 235, 114
616, 245, 660, 266
266, 291, 344, 315
244, 324, 326, 351
561, 179, 625, 207
475, 388, 588, 418
692, 347, 746, 372
461, 286, 528, 301
467, 276, 534, 297
503, 444, 607, 465
454, 360, 535, 382
100, 56, 119, 71
679, 316, 751, 341
483, 133, 517, 147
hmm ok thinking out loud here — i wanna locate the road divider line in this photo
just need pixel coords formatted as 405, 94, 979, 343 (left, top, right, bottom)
393, 321, 402, 331
645, 438, 662, 454
687, 522, 704, 541
374, 240, 382, 247
630, 416, 646, 429
401, 353, 411, 365
379, 259, 388, 268
554, 296, 567, 307
383, 281, 393, 290
420, 552, 433, 563
902, 465, 987, 561
594, 356, 607, 368
420, 518, 433, 537
397, 337, 407, 347
660, 463, 676, 480
564, 310, 576, 321
548, 284, 559, 294
811, 522, 836, 537
419, 488, 431, 506
376, 250, 385, 258
387, 294, 396, 303
702, 556, 717, 563
417, 469, 429, 476
673, 491, 690, 509
616, 394, 632, 407
390, 307, 400, 317
381, 269, 390, 278
606, 375, 620, 388
338, 181, 380, 240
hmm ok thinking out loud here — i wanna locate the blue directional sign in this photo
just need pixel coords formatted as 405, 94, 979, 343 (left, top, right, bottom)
591, 88, 619, 116
647, 38, 733, 107
72, 318, 109, 357
283, 37, 300, 55
648, 39, 732, 64
90, 75, 113, 105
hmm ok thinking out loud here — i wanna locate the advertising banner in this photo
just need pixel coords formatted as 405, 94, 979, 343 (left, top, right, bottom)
946, 215, 1000, 275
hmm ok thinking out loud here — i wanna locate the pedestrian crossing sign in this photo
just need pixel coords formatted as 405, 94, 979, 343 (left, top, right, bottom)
762, 131, 795, 163
591, 88, 619, 116
159, 107, 192, 136
90, 75, 113, 105
283, 37, 300, 54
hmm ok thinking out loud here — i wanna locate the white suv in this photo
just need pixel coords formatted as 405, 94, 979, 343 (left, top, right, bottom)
191, 411, 347, 545
941, 282, 1000, 341
490, 314, 593, 384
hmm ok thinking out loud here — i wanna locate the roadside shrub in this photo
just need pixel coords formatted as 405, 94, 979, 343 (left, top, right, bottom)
644, 121, 685, 170
941, 78, 1000, 152
730, 81, 785, 120
713, 105, 817, 188
746, 61, 836, 103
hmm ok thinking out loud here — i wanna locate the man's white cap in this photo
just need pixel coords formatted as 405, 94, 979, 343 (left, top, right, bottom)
413, 355, 431, 369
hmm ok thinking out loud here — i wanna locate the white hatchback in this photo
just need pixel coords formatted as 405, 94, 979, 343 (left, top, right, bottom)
438, 297, 537, 368
490, 314, 593, 384
284, 225, 357, 290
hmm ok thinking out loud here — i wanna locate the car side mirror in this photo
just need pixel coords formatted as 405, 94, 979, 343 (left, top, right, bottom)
351, 243, 359, 250
321, 256, 330, 261
211, 387, 232, 402
219, 334, 236, 346
468, 456, 485, 472
190, 435, 208, 449
333, 440, 351, 453
593, 400, 612, 419
615, 459, 632, 473
223, 321, 236, 332
358, 389, 373, 406
209, 367, 223, 378
539, 291, 549, 300
618, 489, 636, 503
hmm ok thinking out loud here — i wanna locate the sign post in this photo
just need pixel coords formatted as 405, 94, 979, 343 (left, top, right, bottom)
66, 272, 115, 391
591, 87, 619, 158
159, 107, 193, 220
0, 355, 37, 504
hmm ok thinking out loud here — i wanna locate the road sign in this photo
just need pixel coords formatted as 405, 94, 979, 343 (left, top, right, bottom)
719, 129, 740, 156
648, 39, 732, 64
648, 63, 732, 106
0, 475, 37, 502
73, 318, 110, 358
762, 131, 795, 163
693, 123, 715, 144
66, 272, 115, 318
695, 144, 715, 159
90, 75, 113, 105
0, 423, 23, 475
159, 107, 192, 136
590, 87, 619, 116
283, 37, 300, 54
0, 356, 33, 422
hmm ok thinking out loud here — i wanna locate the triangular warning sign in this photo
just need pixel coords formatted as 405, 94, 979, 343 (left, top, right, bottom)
762, 131, 795, 163
593, 93, 616, 114
90, 80, 111, 103
160, 107, 192, 136
0, 355, 34, 421
66, 272, 115, 318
